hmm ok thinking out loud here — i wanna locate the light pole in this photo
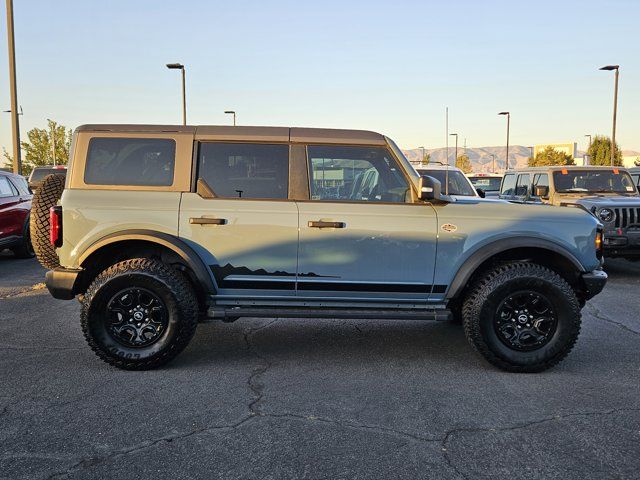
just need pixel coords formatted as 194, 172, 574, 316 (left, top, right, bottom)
585, 134, 592, 165
5, 0, 21, 174
599, 65, 619, 166
166, 63, 186, 125
499, 112, 510, 170
419, 146, 425, 165
490, 154, 496, 173
528, 146, 534, 159
224, 110, 236, 126
449, 133, 458, 166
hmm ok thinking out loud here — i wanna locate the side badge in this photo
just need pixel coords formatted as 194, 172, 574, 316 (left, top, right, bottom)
441, 223, 458, 233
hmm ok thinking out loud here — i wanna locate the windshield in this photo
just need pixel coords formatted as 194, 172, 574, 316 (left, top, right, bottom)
468, 176, 502, 192
417, 169, 476, 196
552, 170, 637, 194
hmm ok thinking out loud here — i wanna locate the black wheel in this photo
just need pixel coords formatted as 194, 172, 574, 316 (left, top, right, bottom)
462, 262, 581, 373
12, 220, 35, 258
30, 174, 65, 269
81, 258, 198, 370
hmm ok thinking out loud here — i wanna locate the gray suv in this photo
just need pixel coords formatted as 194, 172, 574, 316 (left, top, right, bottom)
33, 125, 606, 372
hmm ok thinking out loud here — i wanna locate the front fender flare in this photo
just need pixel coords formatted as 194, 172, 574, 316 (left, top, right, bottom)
446, 237, 584, 299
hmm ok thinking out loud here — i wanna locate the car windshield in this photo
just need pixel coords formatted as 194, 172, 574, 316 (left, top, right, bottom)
417, 169, 476, 196
468, 176, 502, 192
552, 170, 637, 194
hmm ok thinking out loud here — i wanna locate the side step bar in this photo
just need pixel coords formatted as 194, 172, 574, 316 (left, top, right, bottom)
206, 307, 452, 322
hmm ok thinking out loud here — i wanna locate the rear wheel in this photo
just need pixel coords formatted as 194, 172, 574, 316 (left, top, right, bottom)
81, 258, 198, 370
462, 262, 581, 373
30, 174, 65, 269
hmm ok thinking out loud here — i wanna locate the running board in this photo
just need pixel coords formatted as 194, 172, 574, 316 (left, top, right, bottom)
205, 307, 452, 322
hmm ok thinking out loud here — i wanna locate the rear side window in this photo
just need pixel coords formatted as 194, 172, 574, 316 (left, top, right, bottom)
84, 138, 176, 186
515, 174, 531, 197
0, 176, 16, 197
198, 143, 289, 199
500, 174, 516, 196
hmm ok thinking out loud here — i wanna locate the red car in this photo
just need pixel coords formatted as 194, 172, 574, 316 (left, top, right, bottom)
0, 170, 34, 258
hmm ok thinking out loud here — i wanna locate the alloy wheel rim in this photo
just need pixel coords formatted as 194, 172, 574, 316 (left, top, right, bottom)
494, 290, 558, 351
106, 287, 168, 347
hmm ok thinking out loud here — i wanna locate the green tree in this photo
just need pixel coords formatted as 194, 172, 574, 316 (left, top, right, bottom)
587, 135, 623, 166
528, 146, 574, 167
2, 119, 72, 175
422, 151, 431, 166
456, 153, 472, 173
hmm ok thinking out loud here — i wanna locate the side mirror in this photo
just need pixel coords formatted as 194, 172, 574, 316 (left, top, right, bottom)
476, 188, 486, 198
534, 185, 549, 198
418, 175, 442, 201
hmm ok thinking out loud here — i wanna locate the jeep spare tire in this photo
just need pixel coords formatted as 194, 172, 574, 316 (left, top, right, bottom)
31, 173, 65, 270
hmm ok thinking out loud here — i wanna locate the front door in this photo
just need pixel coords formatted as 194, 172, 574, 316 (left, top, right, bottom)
296, 144, 438, 305
179, 142, 299, 303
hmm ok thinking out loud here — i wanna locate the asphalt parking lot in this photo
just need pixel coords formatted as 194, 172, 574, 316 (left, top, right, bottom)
1, 253, 639, 480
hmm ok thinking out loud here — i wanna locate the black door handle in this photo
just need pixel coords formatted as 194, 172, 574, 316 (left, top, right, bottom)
308, 221, 346, 229
190, 217, 227, 225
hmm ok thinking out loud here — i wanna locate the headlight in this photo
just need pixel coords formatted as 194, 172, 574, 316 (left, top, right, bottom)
598, 208, 615, 223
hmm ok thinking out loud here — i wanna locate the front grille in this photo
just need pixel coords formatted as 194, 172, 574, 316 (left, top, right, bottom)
614, 207, 640, 228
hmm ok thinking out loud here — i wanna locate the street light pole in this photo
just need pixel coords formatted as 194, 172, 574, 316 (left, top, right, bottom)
224, 110, 236, 126
166, 63, 186, 125
5, 0, 21, 174
599, 65, 619, 166
499, 112, 510, 170
419, 146, 425, 165
490, 154, 496, 173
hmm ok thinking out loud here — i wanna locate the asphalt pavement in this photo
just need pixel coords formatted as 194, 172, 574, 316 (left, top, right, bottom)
1, 251, 639, 479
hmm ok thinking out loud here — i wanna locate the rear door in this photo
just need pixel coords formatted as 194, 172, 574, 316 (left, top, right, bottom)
295, 144, 438, 305
179, 139, 299, 303
0, 176, 22, 240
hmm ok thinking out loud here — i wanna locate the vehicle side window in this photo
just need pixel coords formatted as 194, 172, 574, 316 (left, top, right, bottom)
500, 174, 516, 196
198, 143, 289, 199
0, 177, 15, 197
531, 173, 549, 197
515, 174, 530, 197
84, 138, 176, 186
11, 176, 30, 195
307, 145, 409, 203
7, 179, 20, 196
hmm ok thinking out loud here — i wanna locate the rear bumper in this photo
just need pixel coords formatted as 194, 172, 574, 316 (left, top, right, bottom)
45, 268, 82, 300
580, 269, 607, 300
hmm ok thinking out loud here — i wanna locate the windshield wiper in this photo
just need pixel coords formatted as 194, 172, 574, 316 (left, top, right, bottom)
561, 188, 589, 193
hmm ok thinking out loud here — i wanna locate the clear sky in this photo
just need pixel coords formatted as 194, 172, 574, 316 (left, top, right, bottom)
1, 0, 639, 155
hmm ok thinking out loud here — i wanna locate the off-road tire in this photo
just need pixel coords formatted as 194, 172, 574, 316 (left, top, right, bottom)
81, 258, 198, 370
12, 219, 35, 258
462, 262, 581, 373
30, 174, 65, 269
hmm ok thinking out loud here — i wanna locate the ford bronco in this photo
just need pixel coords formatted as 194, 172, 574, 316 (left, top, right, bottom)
32, 125, 607, 372
499, 166, 640, 260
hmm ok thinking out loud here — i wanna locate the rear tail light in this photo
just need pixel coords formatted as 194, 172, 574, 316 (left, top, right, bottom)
50, 206, 63, 247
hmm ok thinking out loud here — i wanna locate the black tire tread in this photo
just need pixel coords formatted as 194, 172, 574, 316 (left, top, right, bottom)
80, 258, 198, 370
462, 262, 581, 373
30, 174, 65, 269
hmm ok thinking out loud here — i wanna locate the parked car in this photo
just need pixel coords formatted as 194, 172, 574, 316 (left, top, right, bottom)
28, 165, 67, 192
0, 170, 34, 258
415, 164, 486, 199
467, 173, 503, 198
33, 124, 606, 372
499, 166, 640, 260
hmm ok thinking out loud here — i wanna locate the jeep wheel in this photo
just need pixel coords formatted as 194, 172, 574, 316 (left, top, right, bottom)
81, 258, 198, 370
30, 174, 65, 269
462, 262, 581, 373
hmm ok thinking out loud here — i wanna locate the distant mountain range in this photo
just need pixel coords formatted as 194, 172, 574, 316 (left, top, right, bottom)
402, 147, 640, 173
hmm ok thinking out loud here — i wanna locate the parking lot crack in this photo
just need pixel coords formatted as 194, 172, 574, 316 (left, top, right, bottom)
440, 407, 640, 479
44, 415, 257, 479
587, 303, 640, 336
243, 319, 278, 416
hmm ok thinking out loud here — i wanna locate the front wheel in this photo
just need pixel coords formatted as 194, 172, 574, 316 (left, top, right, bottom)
462, 262, 581, 373
81, 258, 198, 370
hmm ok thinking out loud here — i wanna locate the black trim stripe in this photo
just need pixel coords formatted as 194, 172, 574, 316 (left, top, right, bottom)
297, 282, 434, 293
